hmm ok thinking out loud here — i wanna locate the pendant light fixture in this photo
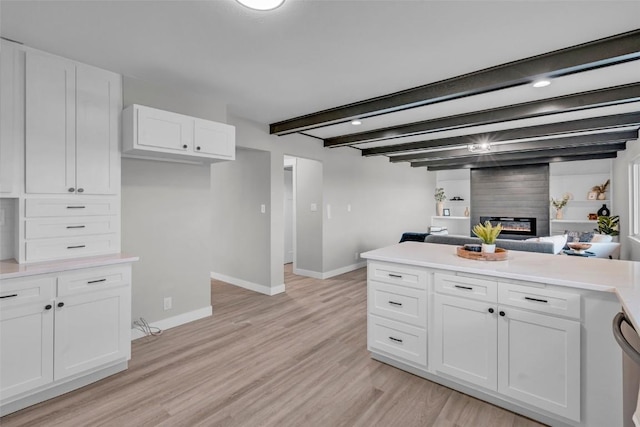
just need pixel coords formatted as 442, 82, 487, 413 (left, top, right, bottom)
236, 0, 285, 11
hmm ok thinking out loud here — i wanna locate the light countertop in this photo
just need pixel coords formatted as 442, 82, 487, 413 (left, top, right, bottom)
362, 242, 640, 329
0, 253, 139, 280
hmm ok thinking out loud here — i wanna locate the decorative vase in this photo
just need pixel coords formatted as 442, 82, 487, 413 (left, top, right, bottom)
597, 192, 606, 200
482, 243, 496, 253
464, 207, 470, 217
555, 209, 563, 219
597, 204, 610, 217
437, 201, 444, 216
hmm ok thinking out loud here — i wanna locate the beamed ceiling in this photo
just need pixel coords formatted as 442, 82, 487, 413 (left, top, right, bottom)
270, 29, 640, 171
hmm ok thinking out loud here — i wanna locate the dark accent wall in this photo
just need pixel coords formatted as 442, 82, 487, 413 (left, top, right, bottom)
470, 164, 549, 238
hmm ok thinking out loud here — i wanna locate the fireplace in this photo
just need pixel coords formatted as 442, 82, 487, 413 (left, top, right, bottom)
479, 216, 537, 237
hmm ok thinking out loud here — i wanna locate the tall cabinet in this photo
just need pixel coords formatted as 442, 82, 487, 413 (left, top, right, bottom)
1, 42, 123, 264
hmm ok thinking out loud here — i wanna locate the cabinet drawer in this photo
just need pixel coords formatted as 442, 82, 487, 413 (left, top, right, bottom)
368, 315, 427, 367
25, 234, 119, 263
25, 198, 118, 217
498, 283, 581, 320
0, 275, 55, 308
25, 216, 118, 239
367, 261, 428, 290
368, 280, 426, 327
435, 272, 497, 302
58, 265, 130, 297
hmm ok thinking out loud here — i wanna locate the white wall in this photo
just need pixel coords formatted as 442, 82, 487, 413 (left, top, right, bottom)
613, 138, 640, 261
121, 76, 226, 323
295, 157, 323, 274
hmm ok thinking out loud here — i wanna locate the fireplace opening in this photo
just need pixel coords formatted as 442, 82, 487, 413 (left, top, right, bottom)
479, 216, 537, 237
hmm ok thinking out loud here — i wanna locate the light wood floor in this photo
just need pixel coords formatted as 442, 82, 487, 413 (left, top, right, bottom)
1, 266, 545, 427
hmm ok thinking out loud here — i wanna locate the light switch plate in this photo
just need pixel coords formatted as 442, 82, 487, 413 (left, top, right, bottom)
310, 203, 317, 212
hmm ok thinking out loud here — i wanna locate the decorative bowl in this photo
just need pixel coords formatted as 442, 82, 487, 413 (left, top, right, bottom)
567, 242, 592, 253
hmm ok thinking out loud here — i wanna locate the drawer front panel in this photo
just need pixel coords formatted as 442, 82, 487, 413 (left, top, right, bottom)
58, 265, 130, 297
368, 261, 427, 290
0, 276, 56, 308
435, 272, 497, 302
25, 235, 119, 263
25, 216, 118, 239
369, 280, 426, 327
498, 283, 581, 320
368, 315, 427, 367
25, 198, 118, 217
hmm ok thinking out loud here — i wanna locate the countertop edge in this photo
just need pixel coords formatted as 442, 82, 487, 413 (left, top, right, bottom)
0, 254, 140, 280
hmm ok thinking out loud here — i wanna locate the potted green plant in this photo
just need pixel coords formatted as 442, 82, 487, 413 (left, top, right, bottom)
595, 215, 619, 236
472, 220, 503, 253
434, 187, 446, 216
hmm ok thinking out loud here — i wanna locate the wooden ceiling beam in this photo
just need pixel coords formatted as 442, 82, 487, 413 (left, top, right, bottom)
270, 29, 640, 136
388, 130, 638, 163
424, 152, 619, 171
324, 83, 640, 147
411, 144, 625, 170
362, 112, 640, 156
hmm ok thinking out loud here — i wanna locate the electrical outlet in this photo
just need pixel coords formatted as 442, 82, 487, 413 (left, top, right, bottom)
163, 297, 172, 311
260, 204, 266, 214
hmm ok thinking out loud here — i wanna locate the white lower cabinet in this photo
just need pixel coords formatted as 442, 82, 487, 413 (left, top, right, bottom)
432, 293, 497, 390
0, 264, 132, 414
431, 273, 581, 422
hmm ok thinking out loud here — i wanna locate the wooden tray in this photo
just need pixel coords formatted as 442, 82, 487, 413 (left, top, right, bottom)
456, 246, 508, 261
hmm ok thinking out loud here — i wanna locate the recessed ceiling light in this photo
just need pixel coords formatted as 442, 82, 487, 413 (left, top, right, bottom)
533, 80, 551, 88
236, 0, 285, 11
351, 120, 362, 126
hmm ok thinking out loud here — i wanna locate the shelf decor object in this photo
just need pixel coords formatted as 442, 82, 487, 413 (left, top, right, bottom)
551, 193, 571, 219
591, 179, 610, 200
597, 204, 610, 217
434, 187, 446, 216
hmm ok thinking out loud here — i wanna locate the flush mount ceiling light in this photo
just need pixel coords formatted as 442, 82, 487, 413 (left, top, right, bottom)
350, 119, 362, 126
468, 142, 491, 153
533, 80, 551, 88
236, 0, 285, 11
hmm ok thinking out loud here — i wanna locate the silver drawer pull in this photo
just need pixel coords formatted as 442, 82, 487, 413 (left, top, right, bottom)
67, 245, 86, 249
389, 336, 403, 343
66, 225, 86, 229
66, 206, 86, 209
0, 294, 18, 299
87, 278, 107, 284
388, 273, 403, 279
388, 301, 403, 307
524, 296, 548, 304
454, 285, 473, 291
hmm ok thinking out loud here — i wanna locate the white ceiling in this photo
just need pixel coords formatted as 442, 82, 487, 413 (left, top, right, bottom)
2, 0, 640, 126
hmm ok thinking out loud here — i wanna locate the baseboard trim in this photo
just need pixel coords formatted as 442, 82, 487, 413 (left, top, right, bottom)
210, 272, 285, 296
131, 306, 212, 341
295, 261, 366, 280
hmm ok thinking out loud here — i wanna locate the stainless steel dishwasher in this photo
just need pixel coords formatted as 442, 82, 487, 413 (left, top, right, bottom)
613, 312, 640, 427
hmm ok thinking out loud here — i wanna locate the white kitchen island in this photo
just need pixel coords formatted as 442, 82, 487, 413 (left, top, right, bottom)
361, 242, 640, 427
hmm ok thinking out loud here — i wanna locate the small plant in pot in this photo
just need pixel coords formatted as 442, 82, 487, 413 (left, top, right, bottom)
472, 221, 503, 253
595, 215, 619, 236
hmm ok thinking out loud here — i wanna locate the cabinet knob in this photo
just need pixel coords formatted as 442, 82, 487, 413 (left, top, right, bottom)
196, 146, 201, 151
183, 144, 188, 149
45, 304, 52, 310
77, 188, 84, 193
499, 311, 506, 317
488, 308, 494, 314
57, 302, 65, 308
68, 187, 75, 192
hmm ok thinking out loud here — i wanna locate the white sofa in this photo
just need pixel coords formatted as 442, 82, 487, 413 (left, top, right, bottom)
584, 241, 621, 259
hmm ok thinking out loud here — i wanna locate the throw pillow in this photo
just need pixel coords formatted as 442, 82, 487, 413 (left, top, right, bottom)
564, 230, 594, 243
539, 234, 568, 254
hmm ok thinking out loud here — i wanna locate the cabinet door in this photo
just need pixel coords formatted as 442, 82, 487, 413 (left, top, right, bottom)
0, 301, 54, 400
433, 294, 497, 390
25, 51, 76, 194
193, 118, 235, 160
54, 286, 130, 380
75, 64, 120, 195
0, 41, 17, 194
137, 106, 193, 153
498, 307, 580, 421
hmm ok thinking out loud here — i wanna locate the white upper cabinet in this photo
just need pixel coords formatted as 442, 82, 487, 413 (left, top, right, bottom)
25, 51, 121, 195
123, 104, 235, 163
